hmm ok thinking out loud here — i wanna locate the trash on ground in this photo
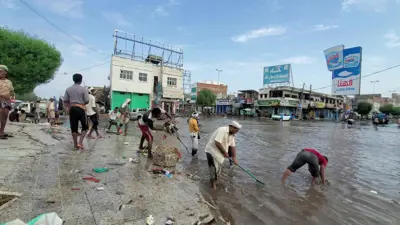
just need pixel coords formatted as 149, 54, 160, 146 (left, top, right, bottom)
83, 176, 100, 183
93, 168, 109, 173
146, 215, 155, 225
71, 188, 80, 190
108, 162, 126, 166
3, 212, 63, 225
129, 158, 139, 163
153, 143, 180, 167
165, 217, 175, 225
124, 142, 129, 145
46, 200, 56, 204
70, 169, 83, 173
370, 190, 378, 194
96, 187, 105, 191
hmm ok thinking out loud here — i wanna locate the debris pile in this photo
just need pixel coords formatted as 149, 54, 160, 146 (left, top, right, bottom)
153, 143, 181, 167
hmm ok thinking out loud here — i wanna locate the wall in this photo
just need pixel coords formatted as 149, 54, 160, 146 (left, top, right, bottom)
110, 56, 154, 95
196, 82, 228, 97
161, 66, 184, 99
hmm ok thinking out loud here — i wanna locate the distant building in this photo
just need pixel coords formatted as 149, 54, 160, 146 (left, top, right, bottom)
256, 86, 344, 119
392, 93, 400, 106
190, 81, 228, 103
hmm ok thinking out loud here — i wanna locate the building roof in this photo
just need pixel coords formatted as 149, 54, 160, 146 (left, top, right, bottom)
238, 89, 258, 93
265, 86, 344, 99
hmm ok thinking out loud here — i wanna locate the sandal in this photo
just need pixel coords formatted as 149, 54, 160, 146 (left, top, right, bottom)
0, 136, 8, 140
4, 134, 14, 138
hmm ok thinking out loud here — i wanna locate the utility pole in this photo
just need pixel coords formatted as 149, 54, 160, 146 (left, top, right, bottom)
215, 69, 222, 114
299, 83, 305, 120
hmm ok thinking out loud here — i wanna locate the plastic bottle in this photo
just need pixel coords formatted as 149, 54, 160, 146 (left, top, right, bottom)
93, 168, 109, 173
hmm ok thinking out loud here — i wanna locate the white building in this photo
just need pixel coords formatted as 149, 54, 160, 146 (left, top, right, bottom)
110, 56, 184, 113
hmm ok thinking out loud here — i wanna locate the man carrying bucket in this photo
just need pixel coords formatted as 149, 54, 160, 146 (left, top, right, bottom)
205, 121, 241, 189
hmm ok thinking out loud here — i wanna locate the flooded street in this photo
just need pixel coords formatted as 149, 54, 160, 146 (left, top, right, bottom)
175, 117, 400, 225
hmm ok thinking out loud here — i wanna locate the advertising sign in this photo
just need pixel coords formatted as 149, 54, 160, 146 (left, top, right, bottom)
332, 47, 362, 95
257, 99, 280, 106
280, 99, 299, 107
263, 64, 291, 84
216, 99, 231, 105
324, 45, 344, 71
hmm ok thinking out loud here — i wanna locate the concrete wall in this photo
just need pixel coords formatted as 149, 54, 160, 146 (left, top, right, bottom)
161, 66, 184, 99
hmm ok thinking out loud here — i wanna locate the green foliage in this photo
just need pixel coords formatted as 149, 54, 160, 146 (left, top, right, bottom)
356, 102, 372, 115
379, 104, 393, 114
0, 27, 63, 94
391, 107, 400, 116
196, 89, 216, 107
15, 92, 39, 102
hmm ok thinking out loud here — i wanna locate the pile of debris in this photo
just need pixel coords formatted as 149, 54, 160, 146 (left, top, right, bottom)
153, 143, 181, 167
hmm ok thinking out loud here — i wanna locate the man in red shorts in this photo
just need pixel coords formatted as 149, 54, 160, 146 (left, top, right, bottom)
138, 107, 172, 158
281, 148, 328, 185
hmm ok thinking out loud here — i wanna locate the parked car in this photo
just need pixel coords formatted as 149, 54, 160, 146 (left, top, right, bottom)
272, 113, 293, 121
130, 108, 149, 120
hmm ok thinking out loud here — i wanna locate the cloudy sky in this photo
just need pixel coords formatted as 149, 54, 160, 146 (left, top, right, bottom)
1, 0, 400, 98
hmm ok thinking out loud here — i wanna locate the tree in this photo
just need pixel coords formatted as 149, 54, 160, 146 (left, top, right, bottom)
0, 27, 63, 94
391, 107, 400, 116
379, 104, 393, 114
15, 92, 39, 102
356, 102, 372, 116
196, 89, 216, 107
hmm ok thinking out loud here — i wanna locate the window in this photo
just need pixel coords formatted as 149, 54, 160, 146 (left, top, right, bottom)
138, 73, 147, 82
167, 77, 177, 87
120, 70, 133, 80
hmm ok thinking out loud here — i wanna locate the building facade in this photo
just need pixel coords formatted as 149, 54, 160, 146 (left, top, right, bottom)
110, 56, 184, 114
190, 81, 228, 103
256, 86, 344, 119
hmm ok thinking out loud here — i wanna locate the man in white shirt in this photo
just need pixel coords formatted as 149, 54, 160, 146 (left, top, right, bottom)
205, 121, 241, 189
108, 107, 120, 132
86, 87, 102, 139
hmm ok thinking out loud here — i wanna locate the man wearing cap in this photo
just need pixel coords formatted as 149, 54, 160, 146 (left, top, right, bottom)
0, 65, 14, 139
188, 112, 200, 157
86, 87, 102, 139
205, 121, 241, 189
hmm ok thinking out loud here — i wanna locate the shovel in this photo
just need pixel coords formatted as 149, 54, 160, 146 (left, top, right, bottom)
229, 158, 265, 185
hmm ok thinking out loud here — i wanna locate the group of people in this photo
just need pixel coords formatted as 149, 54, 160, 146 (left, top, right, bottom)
186, 112, 329, 189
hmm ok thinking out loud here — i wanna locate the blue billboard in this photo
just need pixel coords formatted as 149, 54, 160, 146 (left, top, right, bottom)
331, 47, 362, 95
263, 64, 291, 85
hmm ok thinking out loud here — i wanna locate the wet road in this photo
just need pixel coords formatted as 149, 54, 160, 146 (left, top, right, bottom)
175, 117, 400, 225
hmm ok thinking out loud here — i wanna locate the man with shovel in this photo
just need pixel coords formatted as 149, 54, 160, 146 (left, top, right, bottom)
205, 121, 241, 189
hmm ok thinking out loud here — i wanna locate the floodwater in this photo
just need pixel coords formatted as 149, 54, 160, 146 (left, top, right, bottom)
176, 117, 400, 225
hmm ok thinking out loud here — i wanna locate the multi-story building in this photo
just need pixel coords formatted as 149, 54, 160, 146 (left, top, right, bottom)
256, 86, 344, 119
190, 81, 228, 102
110, 31, 184, 114
110, 56, 184, 113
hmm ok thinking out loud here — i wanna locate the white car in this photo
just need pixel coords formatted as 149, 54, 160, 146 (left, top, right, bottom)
272, 113, 293, 121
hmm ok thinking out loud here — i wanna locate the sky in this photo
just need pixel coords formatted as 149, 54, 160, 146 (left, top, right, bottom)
1, 0, 400, 98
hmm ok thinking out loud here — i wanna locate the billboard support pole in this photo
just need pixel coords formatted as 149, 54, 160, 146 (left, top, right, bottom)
290, 66, 294, 87
298, 82, 305, 120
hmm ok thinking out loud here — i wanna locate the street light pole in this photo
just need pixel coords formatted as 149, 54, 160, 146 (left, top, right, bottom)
215, 69, 222, 114
370, 80, 379, 94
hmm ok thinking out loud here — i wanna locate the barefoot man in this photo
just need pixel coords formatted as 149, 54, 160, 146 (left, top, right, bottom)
281, 148, 328, 185
205, 121, 241, 189
86, 87, 102, 139
138, 107, 172, 158
64, 73, 90, 150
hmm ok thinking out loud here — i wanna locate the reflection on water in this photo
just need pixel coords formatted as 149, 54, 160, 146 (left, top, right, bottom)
176, 117, 400, 225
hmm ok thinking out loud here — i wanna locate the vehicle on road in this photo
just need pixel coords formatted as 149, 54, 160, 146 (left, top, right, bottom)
130, 108, 149, 120
272, 113, 293, 121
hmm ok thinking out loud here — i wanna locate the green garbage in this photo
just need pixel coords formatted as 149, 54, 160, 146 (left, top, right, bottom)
93, 168, 109, 173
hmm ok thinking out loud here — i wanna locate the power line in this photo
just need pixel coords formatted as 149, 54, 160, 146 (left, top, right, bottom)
57, 59, 111, 75
312, 64, 400, 91
18, 0, 107, 56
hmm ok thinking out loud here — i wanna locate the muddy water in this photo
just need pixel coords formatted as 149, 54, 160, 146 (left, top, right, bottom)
177, 117, 400, 225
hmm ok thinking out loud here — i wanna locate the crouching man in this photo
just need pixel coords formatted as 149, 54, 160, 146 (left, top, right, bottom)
205, 121, 241, 189
281, 148, 328, 185
138, 107, 172, 158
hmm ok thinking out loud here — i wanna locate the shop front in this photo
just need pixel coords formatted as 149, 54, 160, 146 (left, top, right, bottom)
215, 99, 232, 114
257, 99, 298, 116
